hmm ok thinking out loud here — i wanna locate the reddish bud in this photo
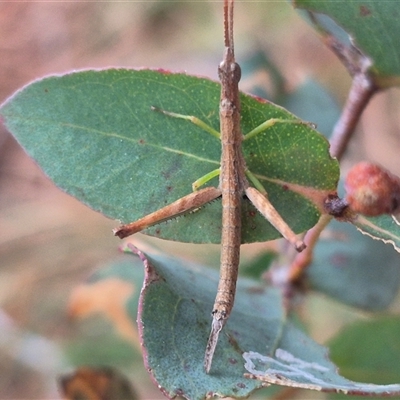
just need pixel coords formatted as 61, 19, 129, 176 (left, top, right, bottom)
345, 162, 400, 217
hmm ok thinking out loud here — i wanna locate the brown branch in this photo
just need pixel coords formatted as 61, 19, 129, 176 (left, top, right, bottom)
282, 73, 376, 287
283, 82, 376, 286
329, 71, 377, 160
287, 214, 332, 283
306, 10, 379, 160
280, 13, 380, 288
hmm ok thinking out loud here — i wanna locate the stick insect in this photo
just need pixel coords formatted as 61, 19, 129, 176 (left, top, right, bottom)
114, 0, 306, 373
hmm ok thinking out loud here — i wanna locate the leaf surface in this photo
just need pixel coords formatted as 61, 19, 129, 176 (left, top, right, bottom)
0, 69, 338, 244
294, 0, 400, 86
130, 246, 400, 399
352, 214, 400, 253
134, 245, 278, 399
329, 317, 400, 386
308, 220, 400, 310
241, 50, 340, 140
281, 78, 340, 140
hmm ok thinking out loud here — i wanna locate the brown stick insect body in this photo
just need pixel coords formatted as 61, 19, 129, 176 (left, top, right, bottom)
114, 0, 306, 374
203, 0, 248, 373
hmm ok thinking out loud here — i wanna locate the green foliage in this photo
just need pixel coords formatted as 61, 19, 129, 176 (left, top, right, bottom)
66, 328, 138, 368
352, 214, 400, 253
308, 220, 400, 310
329, 317, 400, 385
129, 247, 400, 398
137, 247, 270, 399
294, 0, 400, 86
1, 0, 400, 398
242, 51, 341, 140
282, 79, 340, 139
0, 69, 338, 244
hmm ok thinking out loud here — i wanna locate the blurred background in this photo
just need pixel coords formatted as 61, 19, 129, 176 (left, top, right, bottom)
1, 1, 400, 399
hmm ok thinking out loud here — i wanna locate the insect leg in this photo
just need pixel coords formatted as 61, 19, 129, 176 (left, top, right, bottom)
151, 106, 221, 139
243, 118, 315, 141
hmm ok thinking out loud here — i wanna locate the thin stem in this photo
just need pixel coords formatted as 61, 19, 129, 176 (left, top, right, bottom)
285, 74, 376, 285
329, 72, 377, 160
281, 15, 380, 287
307, 10, 363, 77
305, 10, 379, 160
284, 73, 376, 285
287, 214, 332, 283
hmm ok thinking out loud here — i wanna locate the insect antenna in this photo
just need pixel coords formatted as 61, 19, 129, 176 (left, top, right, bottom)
224, 0, 234, 51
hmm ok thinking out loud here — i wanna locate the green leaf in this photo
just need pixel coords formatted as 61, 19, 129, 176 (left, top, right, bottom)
0, 69, 339, 244
133, 244, 283, 399
308, 220, 400, 311
241, 251, 277, 279
65, 329, 138, 370
329, 316, 400, 385
240, 50, 286, 100
241, 50, 340, 140
352, 214, 400, 253
293, 0, 400, 86
129, 245, 400, 399
281, 78, 340, 140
